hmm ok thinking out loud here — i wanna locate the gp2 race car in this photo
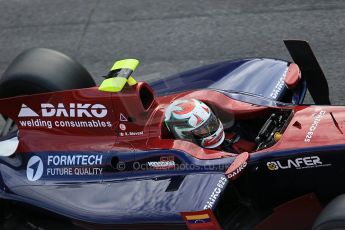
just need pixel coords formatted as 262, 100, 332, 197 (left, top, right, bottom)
0, 40, 343, 230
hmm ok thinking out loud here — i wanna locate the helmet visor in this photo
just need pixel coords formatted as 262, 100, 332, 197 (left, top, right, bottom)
192, 113, 220, 138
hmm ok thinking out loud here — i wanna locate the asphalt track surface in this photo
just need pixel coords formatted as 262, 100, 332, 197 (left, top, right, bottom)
0, 0, 345, 104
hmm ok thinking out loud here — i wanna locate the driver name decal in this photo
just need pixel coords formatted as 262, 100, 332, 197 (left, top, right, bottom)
119, 131, 144, 136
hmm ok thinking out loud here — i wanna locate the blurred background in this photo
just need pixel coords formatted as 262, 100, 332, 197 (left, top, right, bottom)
0, 0, 344, 103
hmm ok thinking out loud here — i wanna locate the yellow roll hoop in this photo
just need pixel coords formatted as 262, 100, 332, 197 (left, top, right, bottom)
99, 59, 139, 92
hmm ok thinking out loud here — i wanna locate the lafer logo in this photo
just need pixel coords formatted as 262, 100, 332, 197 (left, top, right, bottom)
266, 156, 331, 171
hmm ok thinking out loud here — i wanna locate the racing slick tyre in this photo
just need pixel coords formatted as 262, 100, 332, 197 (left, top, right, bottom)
312, 194, 345, 230
0, 48, 95, 98
0, 48, 96, 139
0, 48, 94, 229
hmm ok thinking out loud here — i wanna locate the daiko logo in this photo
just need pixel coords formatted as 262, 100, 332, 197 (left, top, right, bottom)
26, 156, 44, 181
18, 103, 108, 118
18, 104, 39, 117
18, 103, 112, 129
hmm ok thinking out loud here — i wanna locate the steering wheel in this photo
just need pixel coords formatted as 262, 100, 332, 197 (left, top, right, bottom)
255, 114, 279, 149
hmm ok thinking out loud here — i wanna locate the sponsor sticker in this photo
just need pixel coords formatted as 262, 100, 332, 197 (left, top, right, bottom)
18, 103, 112, 129
26, 156, 44, 181
270, 68, 288, 99
304, 110, 326, 142
225, 151, 249, 180
147, 156, 175, 170
26, 154, 104, 181
227, 162, 247, 179
266, 155, 331, 171
19, 104, 39, 117
20, 103, 107, 118
203, 176, 227, 209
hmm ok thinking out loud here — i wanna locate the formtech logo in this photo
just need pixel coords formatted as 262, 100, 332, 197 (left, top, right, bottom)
26, 156, 44, 181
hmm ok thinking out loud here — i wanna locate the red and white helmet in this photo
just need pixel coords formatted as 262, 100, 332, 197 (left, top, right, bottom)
164, 99, 225, 148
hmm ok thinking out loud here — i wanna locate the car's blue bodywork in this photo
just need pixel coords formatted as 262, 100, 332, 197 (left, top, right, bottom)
0, 57, 308, 227
150, 58, 307, 105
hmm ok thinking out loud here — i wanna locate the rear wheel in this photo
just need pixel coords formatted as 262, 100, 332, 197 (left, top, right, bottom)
0, 48, 96, 228
0, 200, 78, 230
0, 48, 96, 137
312, 194, 345, 230
0, 48, 95, 98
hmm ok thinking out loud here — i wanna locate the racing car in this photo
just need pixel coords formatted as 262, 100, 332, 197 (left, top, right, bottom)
0, 40, 342, 230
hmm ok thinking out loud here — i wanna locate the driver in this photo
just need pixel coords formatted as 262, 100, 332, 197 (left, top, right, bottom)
164, 99, 256, 154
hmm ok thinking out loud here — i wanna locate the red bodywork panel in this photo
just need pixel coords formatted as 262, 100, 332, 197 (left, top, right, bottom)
254, 193, 321, 230
0, 82, 344, 159
260, 106, 345, 154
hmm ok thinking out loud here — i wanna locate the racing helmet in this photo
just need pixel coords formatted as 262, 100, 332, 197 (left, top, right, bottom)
164, 99, 226, 148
